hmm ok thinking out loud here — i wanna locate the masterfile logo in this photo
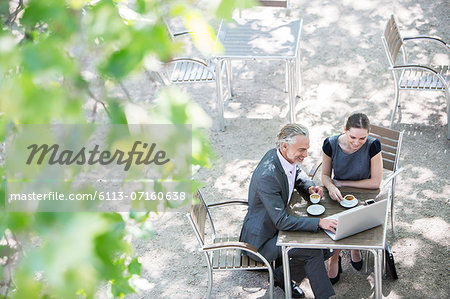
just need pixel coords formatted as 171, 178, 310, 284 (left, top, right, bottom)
25, 141, 170, 171
4, 124, 192, 212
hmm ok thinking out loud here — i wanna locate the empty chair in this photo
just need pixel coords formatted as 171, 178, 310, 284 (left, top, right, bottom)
186, 190, 274, 299
382, 14, 450, 139
151, 21, 232, 130
155, 20, 225, 87
258, 0, 288, 7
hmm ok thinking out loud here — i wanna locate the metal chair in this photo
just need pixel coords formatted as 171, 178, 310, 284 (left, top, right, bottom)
382, 14, 450, 139
150, 21, 232, 129
369, 125, 404, 235
187, 190, 274, 299
309, 125, 404, 234
155, 21, 228, 86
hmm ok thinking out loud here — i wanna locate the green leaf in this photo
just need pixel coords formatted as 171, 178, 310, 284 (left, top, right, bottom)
99, 47, 144, 80
111, 275, 135, 297
216, 0, 257, 20
108, 99, 128, 124
128, 258, 141, 275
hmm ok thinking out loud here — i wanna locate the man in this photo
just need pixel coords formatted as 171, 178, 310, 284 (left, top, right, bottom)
240, 124, 337, 299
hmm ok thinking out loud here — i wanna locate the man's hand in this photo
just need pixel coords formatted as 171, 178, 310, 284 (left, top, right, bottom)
319, 218, 338, 233
308, 185, 324, 197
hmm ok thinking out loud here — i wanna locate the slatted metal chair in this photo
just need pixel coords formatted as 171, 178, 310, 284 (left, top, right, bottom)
187, 190, 274, 299
259, 0, 288, 7
382, 14, 450, 139
309, 125, 404, 234
151, 21, 232, 129
156, 21, 228, 87
369, 125, 404, 235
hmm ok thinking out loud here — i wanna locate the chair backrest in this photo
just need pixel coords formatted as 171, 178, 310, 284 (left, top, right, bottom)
369, 125, 403, 172
187, 190, 216, 247
258, 0, 288, 7
238, 0, 289, 18
382, 15, 404, 66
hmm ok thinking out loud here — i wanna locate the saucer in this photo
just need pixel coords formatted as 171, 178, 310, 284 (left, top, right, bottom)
340, 198, 358, 208
307, 204, 325, 216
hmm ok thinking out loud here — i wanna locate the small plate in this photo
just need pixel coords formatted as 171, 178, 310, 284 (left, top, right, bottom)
307, 204, 325, 216
340, 198, 358, 208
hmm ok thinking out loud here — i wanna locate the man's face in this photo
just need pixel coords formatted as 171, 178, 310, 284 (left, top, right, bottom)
281, 135, 310, 165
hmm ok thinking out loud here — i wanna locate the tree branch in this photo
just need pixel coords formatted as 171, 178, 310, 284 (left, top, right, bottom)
5, 0, 24, 27
87, 88, 111, 118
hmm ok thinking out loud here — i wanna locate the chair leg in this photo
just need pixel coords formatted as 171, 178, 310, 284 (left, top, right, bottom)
390, 85, 400, 127
445, 88, 450, 139
204, 253, 213, 299
268, 265, 274, 299
364, 250, 370, 273
390, 195, 395, 237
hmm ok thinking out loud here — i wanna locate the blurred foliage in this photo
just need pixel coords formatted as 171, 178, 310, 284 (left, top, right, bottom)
0, 0, 253, 298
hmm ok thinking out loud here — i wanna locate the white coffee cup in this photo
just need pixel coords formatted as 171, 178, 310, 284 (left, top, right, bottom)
310, 193, 321, 204
344, 194, 356, 201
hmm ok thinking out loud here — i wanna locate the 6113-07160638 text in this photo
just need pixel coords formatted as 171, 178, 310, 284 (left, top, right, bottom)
8, 191, 186, 201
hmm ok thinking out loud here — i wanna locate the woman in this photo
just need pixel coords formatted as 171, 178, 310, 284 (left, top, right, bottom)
321, 113, 383, 284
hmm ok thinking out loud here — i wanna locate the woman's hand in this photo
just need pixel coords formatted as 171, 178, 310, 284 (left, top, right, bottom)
328, 185, 343, 202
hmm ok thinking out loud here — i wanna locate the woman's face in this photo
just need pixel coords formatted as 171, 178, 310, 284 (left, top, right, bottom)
345, 127, 369, 151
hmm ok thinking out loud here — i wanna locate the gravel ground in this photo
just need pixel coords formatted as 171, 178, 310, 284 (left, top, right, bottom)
117, 1, 449, 298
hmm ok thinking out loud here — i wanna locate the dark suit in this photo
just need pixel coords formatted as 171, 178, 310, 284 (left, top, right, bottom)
240, 148, 335, 299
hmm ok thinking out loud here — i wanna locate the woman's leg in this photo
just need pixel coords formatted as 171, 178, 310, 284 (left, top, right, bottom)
351, 249, 362, 262
328, 249, 341, 278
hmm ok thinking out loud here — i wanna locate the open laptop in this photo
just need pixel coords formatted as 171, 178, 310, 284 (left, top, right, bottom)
324, 199, 388, 241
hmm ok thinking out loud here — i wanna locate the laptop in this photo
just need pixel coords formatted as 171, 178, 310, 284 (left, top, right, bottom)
324, 199, 388, 241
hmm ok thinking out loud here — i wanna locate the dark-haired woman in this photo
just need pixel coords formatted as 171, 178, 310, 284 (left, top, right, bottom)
321, 113, 383, 284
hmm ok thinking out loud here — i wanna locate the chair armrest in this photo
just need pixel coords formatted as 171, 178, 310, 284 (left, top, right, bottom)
308, 162, 322, 179
207, 200, 248, 208
403, 35, 450, 50
379, 168, 404, 192
202, 241, 272, 268
203, 241, 257, 253
172, 31, 193, 37
167, 57, 209, 67
391, 64, 440, 74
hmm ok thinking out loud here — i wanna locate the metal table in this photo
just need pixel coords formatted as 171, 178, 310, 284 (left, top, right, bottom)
277, 187, 388, 299
212, 18, 303, 131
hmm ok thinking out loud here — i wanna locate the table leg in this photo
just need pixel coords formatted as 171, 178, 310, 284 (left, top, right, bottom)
215, 59, 225, 131
287, 59, 296, 123
226, 60, 233, 97
284, 62, 288, 93
281, 246, 292, 299
295, 40, 301, 97
371, 249, 383, 299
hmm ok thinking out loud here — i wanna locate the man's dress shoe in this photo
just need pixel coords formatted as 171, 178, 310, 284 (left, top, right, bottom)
273, 277, 305, 298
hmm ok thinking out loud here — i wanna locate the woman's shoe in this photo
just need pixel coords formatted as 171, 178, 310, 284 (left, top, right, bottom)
351, 259, 363, 271
329, 256, 342, 285
351, 251, 363, 271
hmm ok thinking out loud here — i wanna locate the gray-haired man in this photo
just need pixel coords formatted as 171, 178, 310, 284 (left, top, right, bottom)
240, 124, 337, 299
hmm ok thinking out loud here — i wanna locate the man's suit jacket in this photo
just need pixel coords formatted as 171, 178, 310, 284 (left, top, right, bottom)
240, 148, 320, 261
